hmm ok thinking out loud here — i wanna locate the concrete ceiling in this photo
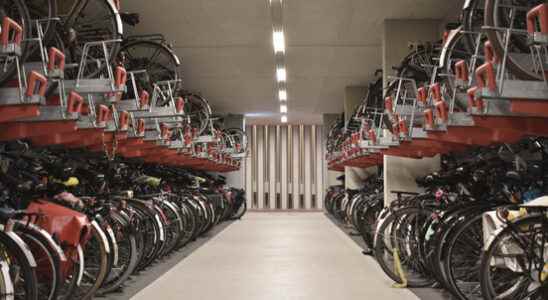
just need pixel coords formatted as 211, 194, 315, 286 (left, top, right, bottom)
123, 0, 463, 124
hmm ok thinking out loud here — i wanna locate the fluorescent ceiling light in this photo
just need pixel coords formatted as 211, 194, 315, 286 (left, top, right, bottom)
273, 30, 285, 53
281, 115, 287, 123
280, 104, 287, 113
278, 90, 287, 101
276, 68, 286, 82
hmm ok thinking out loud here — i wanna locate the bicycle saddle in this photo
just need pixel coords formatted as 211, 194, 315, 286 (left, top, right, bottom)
0, 207, 23, 221
121, 13, 140, 26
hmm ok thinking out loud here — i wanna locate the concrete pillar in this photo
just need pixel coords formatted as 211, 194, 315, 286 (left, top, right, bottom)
382, 19, 442, 205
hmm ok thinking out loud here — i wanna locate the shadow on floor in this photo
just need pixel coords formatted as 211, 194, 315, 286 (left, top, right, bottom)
101, 220, 236, 300
325, 213, 456, 300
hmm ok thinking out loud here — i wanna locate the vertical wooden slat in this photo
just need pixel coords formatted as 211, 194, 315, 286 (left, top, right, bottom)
275, 125, 281, 209
245, 126, 253, 209
311, 125, 317, 209
281, 125, 288, 209
298, 124, 305, 209
263, 125, 270, 209
318, 125, 325, 209
257, 126, 264, 210
252, 125, 258, 209
287, 125, 293, 209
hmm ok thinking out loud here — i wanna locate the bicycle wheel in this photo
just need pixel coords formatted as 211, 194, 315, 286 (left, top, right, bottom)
230, 197, 247, 220
25, 0, 57, 57
0, 0, 31, 85
14, 223, 63, 300
480, 214, 548, 300
181, 94, 213, 137
461, 0, 486, 53
357, 199, 382, 250
118, 39, 180, 93
56, 245, 83, 300
70, 222, 109, 300
374, 207, 436, 287
97, 211, 138, 295
176, 201, 197, 248
156, 200, 183, 256
484, 0, 545, 80
0, 230, 38, 300
445, 213, 485, 300
59, 0, 122, 79
0, 259, 14, 300
131, 202, 162, 271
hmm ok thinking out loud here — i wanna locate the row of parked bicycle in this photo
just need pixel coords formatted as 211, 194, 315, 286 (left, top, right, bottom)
0, 0, 248, 172
325, 1, 548, 299
326, 0, 548, 170
0, 141, 247, 300
326, 137, 548, 300
0, 1, 249, 299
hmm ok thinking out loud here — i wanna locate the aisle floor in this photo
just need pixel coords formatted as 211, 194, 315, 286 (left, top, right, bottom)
131, 212, 419, 300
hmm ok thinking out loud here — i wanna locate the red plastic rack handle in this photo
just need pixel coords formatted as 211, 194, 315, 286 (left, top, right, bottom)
467, 86, 484, 111
114, 66, 127, 89
175, 97, 185, 113
67, 91, 84, 113
454, 60, 469, 82
435, 100, 448, 123
424, 109, 434, 128
384, 96, 393, 112
466, 86, 478, 111
391, 114, 400, 135
137, 118, 145, 135
430, 83, 442, 102
527, 4, 548, 33
160, 123, 171, 139
475, 62, 497, 92
48, 47, 65, 72
118, 111, 129, 130
484, 41, 499, 64
1, 17, 23, 48
417, 86, 428, 104
97, 105, 111, 125
392, 122, 400, 136
351, 132, 359, 144
398, 119, 409, 136
367, 129, 377, 144
139, 90, 150, 109
25, 71, 47, 97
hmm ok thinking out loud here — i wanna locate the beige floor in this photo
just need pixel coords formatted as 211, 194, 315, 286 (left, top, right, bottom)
131, 212, 419, 300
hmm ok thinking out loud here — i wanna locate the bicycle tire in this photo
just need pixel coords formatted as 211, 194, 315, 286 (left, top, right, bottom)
14, 223, 63, 300
0, 230, 38, 300
484, 0, 544, 80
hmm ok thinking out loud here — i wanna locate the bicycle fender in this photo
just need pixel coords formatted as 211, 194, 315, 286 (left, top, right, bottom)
104, 224, 119, 267
91, 220, 111, 254
0, 261, 14, 299
0, 229, 37, 267
17, 221, 67, 262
